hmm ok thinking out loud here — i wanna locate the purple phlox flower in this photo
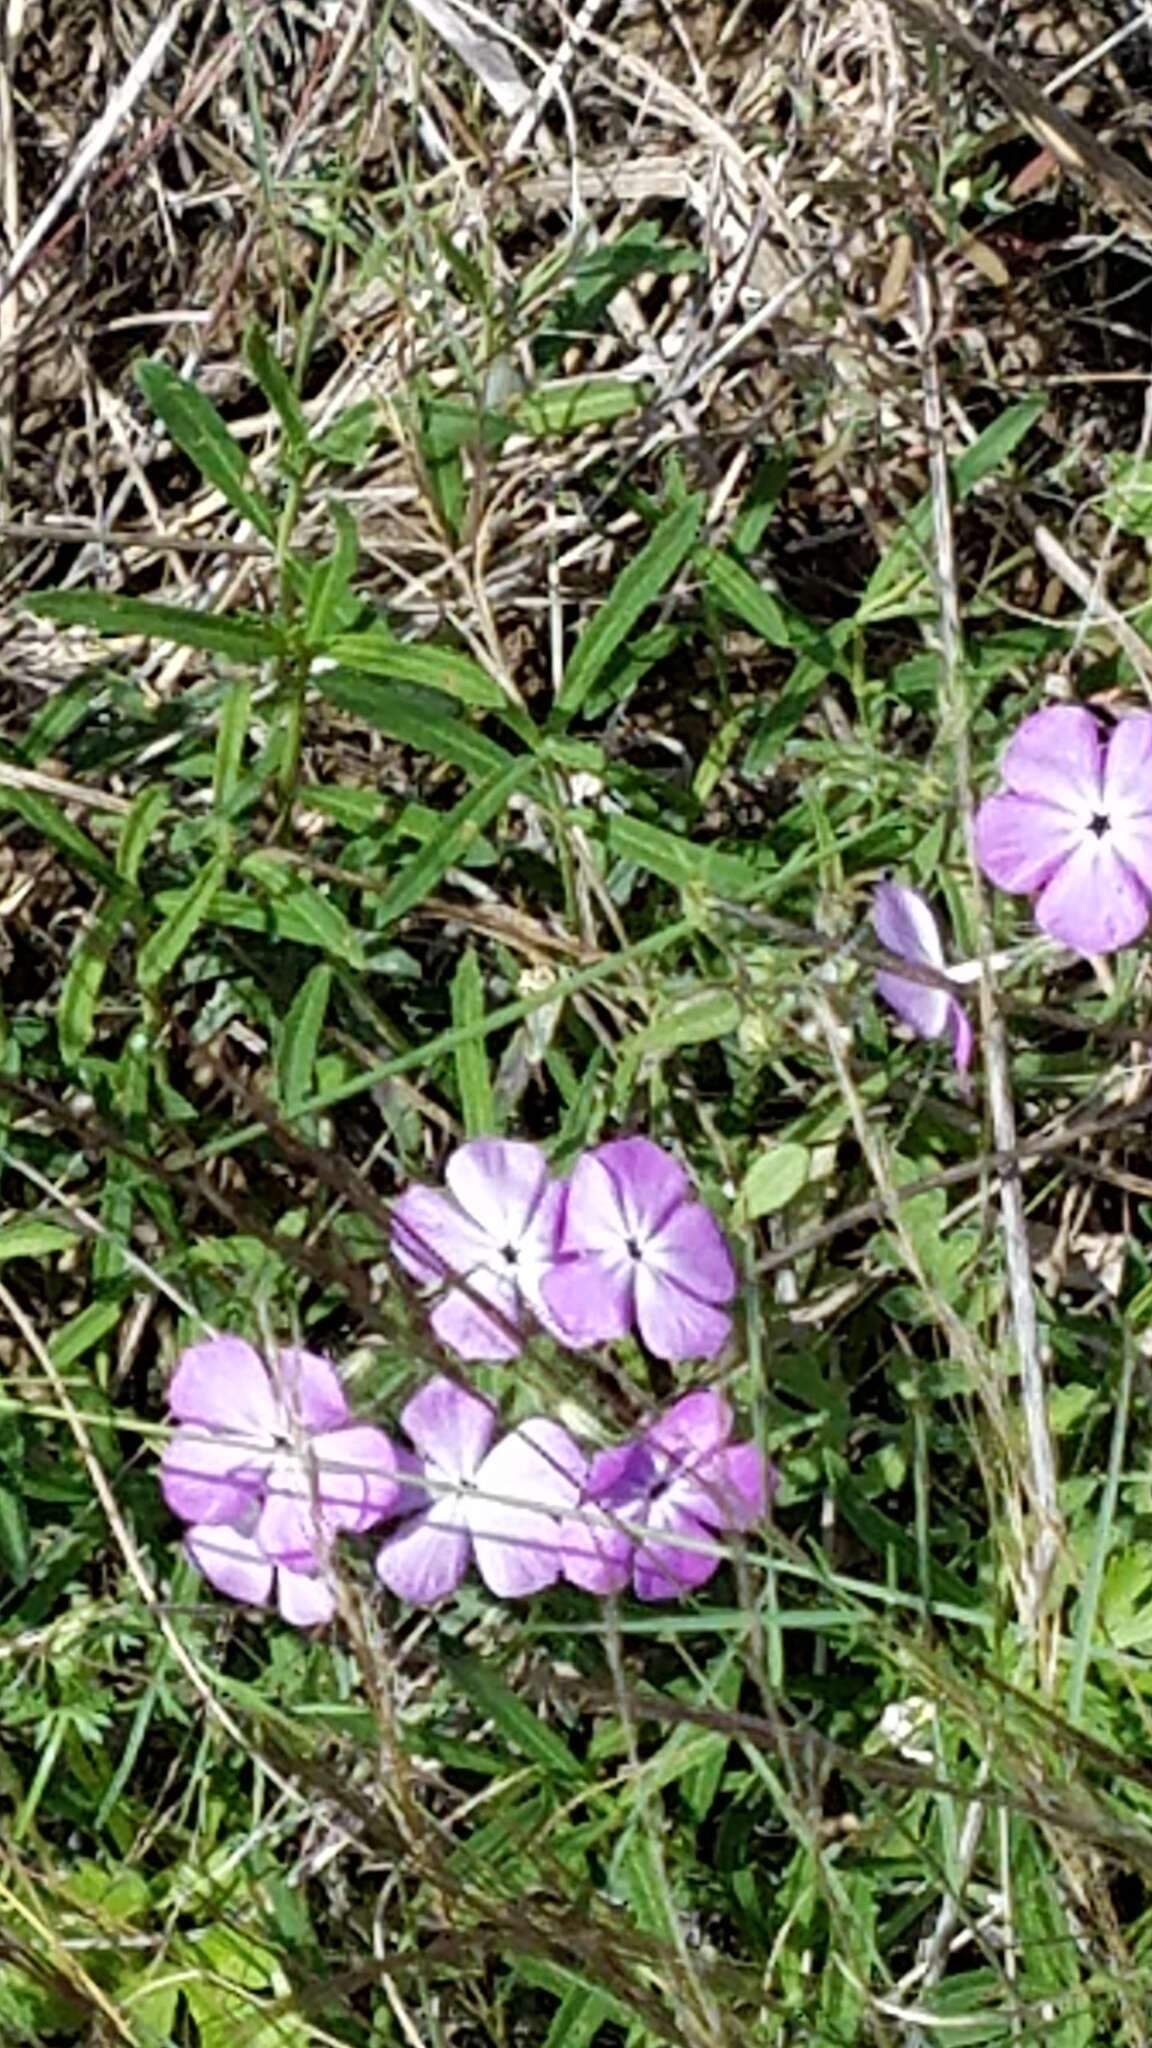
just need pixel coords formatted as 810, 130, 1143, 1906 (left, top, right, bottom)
561, 1390, 771, 1602
871, 882, 973, 1075
391, 1139, 567, 1361
975, 703, 1152, 955
160, 1336, 401, 1627
540, 1137, 736, 1362
374, 1375, 586, 1605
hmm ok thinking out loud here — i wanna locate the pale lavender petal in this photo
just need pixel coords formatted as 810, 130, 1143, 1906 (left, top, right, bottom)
185, 1522, 273, 1608
998, 704, 1104, 810
161, 1426, 271, 1527
277, 1567, 336, 1628
646, 1201, 736, 1306
871, 882, 946, 968
875, 964, 951, 1045
592, 1137, 691, 1241
539, 1254, 634, 1348
559, 1506, 634, 1594
167, 1336, 279, 1439
375, 1499, 472, 1604
257, 1426, 400, 1569
445, 1138, 549, 1248
584, 1439, 654, 1506
633, 1497, 720, 1601
430, 1271, 524, 1362
948, 998, 974, 1078
1033, 836, 1151, 955
274, 1348, 349, 1432
633, 1266, 732, 1362
1103, 713, 1152, 821
1105, 717, 1152, 889
399, 1375, 496, 1480
674, 1442, 769, 1533
470, 1420, 584, 1599
974, 792, 1083, 895
556, 1151, 629, 1257
391, 1184, 493, 1285
645, 1389, 732, 1460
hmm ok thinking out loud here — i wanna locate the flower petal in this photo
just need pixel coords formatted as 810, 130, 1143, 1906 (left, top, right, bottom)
1104, 717, 1152, 889
633, 1266, 732, 1362
274, 1348, 349, 1432
161, 1426, 271, 1527
645, 1390, 732, 1460
445, 1139, 550, 1247
646, 1200, 736, 1307
559, 1505, 634, 1594
430, 1273, 524, 1362
999, 704, 1104, 810
974, 793, 1084, 896
591, 1137, 691, 1241
875, 965, 951, 1044
1104, 713, 1152, 821
948, 998, 974, 1078
391, 1184, 493, 1285
185, 1522, 273, 1608
674, 1442, 770, 1533
277, 1567, 336, 1628
633, 1497, 721, 1601
871, 882, 946, 968
539, 1254, 634, 1348
167, 1337, 279, 1439
556, 1151, 629, 1256
375, 1499, 472, 1604
257, 1427, 401, 1569
470, 1420, 584, 1599
1033, 836, 1151, 955
399, 1376, 496, 1480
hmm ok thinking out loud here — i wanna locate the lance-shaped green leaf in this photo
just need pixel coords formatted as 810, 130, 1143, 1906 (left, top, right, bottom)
23, 590, 281, 663
325, 625, 506, 709
138, 831, 231, 990
135, 358, 277, 541
556, 495, 703, 721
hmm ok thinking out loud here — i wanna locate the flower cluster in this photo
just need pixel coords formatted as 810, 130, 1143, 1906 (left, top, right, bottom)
871, 704, 1152, 1072
391, 1134, 736, 1364
163, 1362, 770, 1622
160, 1138, 771, 1625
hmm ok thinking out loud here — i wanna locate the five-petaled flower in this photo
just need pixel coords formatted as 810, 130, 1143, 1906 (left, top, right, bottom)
561, 1390, 770, 1601
872, 881, 973, 1074
975, 704, 1152, 956
161, 1337, 400, 1626
391, 1139, 566, 1361
374, 1375, 586, 1604
541, 1137, 736, 1361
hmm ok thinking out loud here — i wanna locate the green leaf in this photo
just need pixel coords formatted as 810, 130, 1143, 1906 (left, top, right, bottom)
606, 813, 767, 901
0, 784, 118, 887
510, 376, 648, 435
445, 1654, 585, 1782
115, 785, 169, 885
304, 502, 360, 646
213, 676, 250, 808
700, 546, 815, 651
49, 1298, 122, 1368
135, 357, 277, 540
57, 891, 132, 1062
239, 854, 366, 966
860, 395, 1045, 617
325, 625, 506, 709
452, 949, 495, 1136
0, 1221, 76, 1260
0, 1484, 30, 1585
736, 1141, 809, 1221
315, 672, 514, 781
557, 495, 703, 720
624, 988, 740, 1065
372, 762, 527, 933
277, 964, 333, 1114
23, 589, 280, 663
138, 831, 231, 990
243, 322, 307, 451
310, 398, 380, 466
